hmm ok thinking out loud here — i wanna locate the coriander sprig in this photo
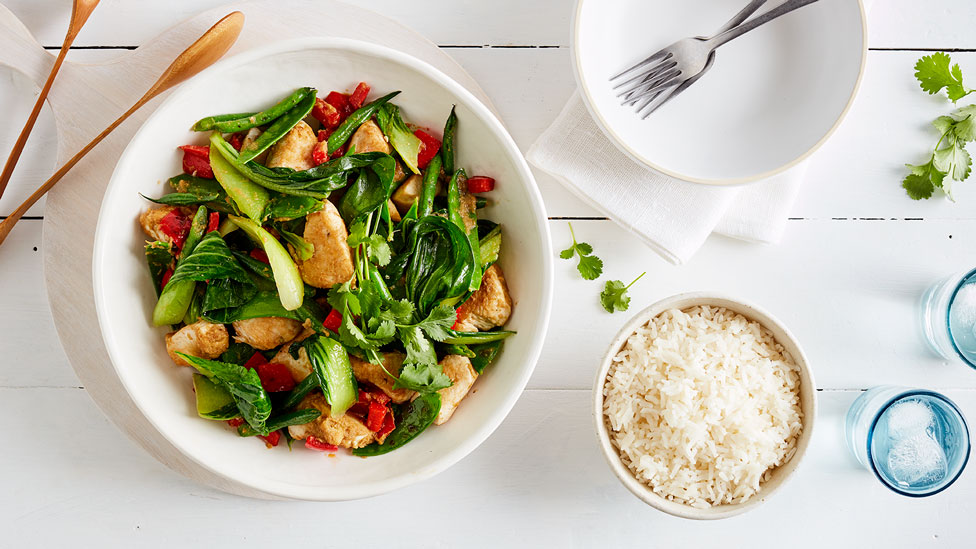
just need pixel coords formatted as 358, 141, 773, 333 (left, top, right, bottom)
915, 52, 975, 103
600, 272, 645, 314
560, 222, 603, 280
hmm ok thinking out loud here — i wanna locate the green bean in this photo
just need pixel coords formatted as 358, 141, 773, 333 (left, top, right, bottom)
446, 169, 465, 230
418, 153, 442, 218
327, 91, 400, 154
442, 330, 515, 345
151, 206, 208, 326
191, 112, 257, 132
238, 91, 317, 164
441, 106, 457, 175
192, 87, 315, 132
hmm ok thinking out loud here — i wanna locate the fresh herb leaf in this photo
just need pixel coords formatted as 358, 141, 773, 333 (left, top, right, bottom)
348, 221, 392, 267
560, 222, 603, 280
903, 104, 976, 200
915, 52, 974, 103
600, 272, 645, 314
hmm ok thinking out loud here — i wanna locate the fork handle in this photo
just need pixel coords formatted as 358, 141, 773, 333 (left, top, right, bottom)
715, 0, 770, 35
706, 0, 821, 49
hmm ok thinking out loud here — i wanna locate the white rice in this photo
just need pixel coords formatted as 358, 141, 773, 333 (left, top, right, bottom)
603, 305, 803, 508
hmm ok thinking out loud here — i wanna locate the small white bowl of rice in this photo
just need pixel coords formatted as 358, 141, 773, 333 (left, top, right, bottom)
593, 293, 816, 520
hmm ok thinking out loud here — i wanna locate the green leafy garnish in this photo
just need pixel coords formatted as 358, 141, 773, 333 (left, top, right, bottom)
915, 52, 974, 103
903, 105, 976, 200
560, 222, 602, 280
600, 272, 645, 314
348, 221, 391, 267
177, 353, 272, 434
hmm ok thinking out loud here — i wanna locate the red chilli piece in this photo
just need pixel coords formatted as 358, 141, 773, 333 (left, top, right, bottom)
312, 97, 341, 128
323, 308, 343, 333
178, 145, 214, 179
413, 130, 441, 169
325, 91, 352, 118
227, 417, 245, 428
349, 82, 371, 109
160, 267, 174, 291
317, 128, 334, 142
159, 208, 192, 251
259, 430, 281, 448
466, 176, 496, 193
305, 436, 339, 452
207, 212, 220, 234
366, 400, 387, 432
227, 132, 245, 151
255, 362, 297, 392
377, 412, 396, 438
243, 352, 268, 370
249, 249, 270, 264
311, 141, 330, 166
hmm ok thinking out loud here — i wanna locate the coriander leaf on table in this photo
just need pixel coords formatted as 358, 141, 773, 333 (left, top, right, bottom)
915, 52, 974, 103
903, 105, 976, 200
560, 222, 603, 280
600, 272, 645, 314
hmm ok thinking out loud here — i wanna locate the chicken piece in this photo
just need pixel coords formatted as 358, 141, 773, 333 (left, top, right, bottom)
287, 392, 375, 449
266, 120, 317, 171
391, 174, 444, 215
434, 355, 478, 425
298, 200, 355, 288
271, 340, 312, 383
455, 264, 513, 332
164, 321, 229, 367
139, 205, 190, 245
350, 352, 416, 404
240, 127, 268, 165
393, 160, 408, 183
387, 199, 401, 223
232, 316, 304, 350
348, 120, 390, 154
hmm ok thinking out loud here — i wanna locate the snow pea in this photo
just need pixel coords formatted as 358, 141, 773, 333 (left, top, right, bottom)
191, 87, 315, 132
238, 91, 317, 164
442, 330, 515, 345
352, 393, 441, 457
418, 153, 442, 218
441, 106, 457, 175
327, 91, 400, 154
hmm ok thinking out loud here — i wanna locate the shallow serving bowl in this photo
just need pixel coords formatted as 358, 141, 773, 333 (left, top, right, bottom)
574, 0, 866, 185
593, 292, 817, 519
93, 38, 553, 501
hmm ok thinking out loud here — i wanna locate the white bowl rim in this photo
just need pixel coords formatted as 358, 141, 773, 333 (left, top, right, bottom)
571, 0, 868, 186
92, 36, 554, 501
592, 292, 818, 519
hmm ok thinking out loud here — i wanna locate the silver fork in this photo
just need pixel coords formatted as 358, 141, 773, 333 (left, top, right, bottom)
611, 0, 822, 119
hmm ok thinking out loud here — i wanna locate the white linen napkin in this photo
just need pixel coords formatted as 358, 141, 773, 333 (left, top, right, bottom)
527, 93, 806, 265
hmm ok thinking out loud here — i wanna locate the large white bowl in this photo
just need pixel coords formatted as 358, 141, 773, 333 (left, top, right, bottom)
574, 0, 866, 185
593, 293, 817, 519
93, 38, 553, 501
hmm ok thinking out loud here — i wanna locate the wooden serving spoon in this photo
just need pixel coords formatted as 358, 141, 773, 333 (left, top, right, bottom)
0, 11, 245, 247
0, 0, 100, 201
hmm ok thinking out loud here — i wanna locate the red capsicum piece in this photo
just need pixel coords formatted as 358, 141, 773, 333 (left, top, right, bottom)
413, 130, 441, 169
366, 401, 388, 432
323, 308, 343, 333
244, 352, 268, 370
207, 212, 220, 234
312, 97, 341, 128
249, 249, 270, 264
255, 362, 296, 392
227, 417, 245, 428
349, 82, 371, 109
259, 430, 281, 448
377, 412, 396, 438
466, 176, 495, 193
305, 436, 339, 452
159, 208, 191, 251
160, 267, 174, 291
227, 132, 245, 151
325, 91, 351, 118
178, 145, 214, 179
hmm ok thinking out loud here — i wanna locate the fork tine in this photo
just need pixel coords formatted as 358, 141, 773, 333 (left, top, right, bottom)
611, 56, 673, 91
609, 48, 670, 82
638, 53, 716, 118
614, 62, 675, 98
620, 69, 680, 104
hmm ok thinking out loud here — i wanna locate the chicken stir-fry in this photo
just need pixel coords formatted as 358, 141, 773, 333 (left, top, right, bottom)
139, 83, 513, 457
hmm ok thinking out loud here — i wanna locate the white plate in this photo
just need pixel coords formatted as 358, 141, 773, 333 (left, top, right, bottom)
573, 0, 866, 185
93, 38, 553, 501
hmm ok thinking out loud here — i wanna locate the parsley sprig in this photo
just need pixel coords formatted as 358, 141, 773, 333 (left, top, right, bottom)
600, 272, 645, 313
559, 222, 603, 280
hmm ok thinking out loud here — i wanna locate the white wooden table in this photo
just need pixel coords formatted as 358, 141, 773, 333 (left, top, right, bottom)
2, 1, 975, 546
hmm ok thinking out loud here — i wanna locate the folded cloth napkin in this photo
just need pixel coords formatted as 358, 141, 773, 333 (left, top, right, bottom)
527, 92, 806, 265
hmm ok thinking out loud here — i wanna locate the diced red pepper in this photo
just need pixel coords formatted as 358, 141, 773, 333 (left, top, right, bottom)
178, 145, 214, 179
305, 436, 339, 452
366, 400, 388, 432
311, 141, 330, 166
160, 267, 174, 291
207, 212, 220, 234
325, 91, 352, 118
227, 417, 245, 428
227, 132, 245, 151
255, 362, 297, 392
159, 208, 192, 250
466, 176, 495, 193
377, 411, 396, 438
244, 352, 268, 370
259, 430, 281, 448
249, 249, 270, 264
413, 130, 441, 169
317, 129, 333, 142
370, 391, 391, 405
312, 97, 342, 128
451, 305, 464, 331
349, 82, 371, 109
323, 308, 343, 333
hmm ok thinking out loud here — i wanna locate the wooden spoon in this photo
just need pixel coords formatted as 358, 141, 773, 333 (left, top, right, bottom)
0, 0, 100, 201
0, 11, 245, 247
